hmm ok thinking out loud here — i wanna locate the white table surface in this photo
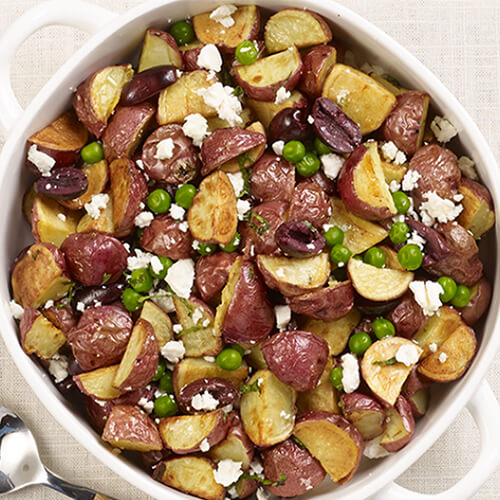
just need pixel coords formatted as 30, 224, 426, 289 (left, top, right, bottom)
0, 0, 499, 498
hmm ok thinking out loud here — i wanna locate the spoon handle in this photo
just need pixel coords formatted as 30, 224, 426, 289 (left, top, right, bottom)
43, 468, 116, 500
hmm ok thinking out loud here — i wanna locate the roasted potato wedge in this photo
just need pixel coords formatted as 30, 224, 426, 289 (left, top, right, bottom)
299, 45, 337, 98
460, 277, 492, 326
340, 392, 386, 440
139, 300, 173, 347
178, 378, 237, 415
76, 196, 114, 234
195, 252, 239, 303
138, 28, 183, 72
380, 396, 415, 452
74, 365, 124, 400
386, 292, 426, 338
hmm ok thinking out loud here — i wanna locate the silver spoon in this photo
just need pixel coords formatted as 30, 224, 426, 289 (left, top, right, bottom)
0, 405, 115, 499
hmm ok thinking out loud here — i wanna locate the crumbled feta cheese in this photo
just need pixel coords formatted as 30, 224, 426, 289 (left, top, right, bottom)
300, 477, 314, 490
137, 397, 154, 414
249, 460, 264, 476
364, 435, 391, 459
151, 294, 175, 313
307, 115, 315, 125
439, 352, 448, 363
150, 256, 164, 276
274, 305, 291, 331
197, 43, 223, 72
213, 459, 243, 487
173, 324, 183, 334
192, 308, 203, 325
27, 144, 55, 176
178, 221, 189, 232
381, 141, 398, 162
395, 344, 420, 367
419, 191, 463, 225
272, 140, 285, 156
401, 170, 421, 192
57, 213, 67, 222
321, 153, 344, 180
458, 156, 479, 180
227, 171, 244, 197
134, 211, 154, 228
429, 343, 438, 353
394, 150, 407, 165
209, 4, 237, 28
127, 248, 154, 271
9, 300, 24, 320
430, 116, 457, 143
192, 240, 200, 250
169, 203, 186, 220
192, 390, 219, 411
183, 113, 209, 147
409, 280, 443, 316
274, 86, 291, 105
165, 259, 195, 298
154, 138, 175, 160
202, 318, 210, 327
76, 302, 86, 312
84, 193, 109, 219
256, 487, 269, 500
44, 300, 54, 309
161, 340, 185, 363
200, 438, 210, 452
237, 199, 251, 220
341, 353, 360, 393
392, 214, 405, 223
227, 486, 238, 499
204, 356, 216, 363
198, 82, 242, 126
48, 354, 69, 383
136, 159, 144, 170
407, 231, 426, 250
389, 180, 401, 193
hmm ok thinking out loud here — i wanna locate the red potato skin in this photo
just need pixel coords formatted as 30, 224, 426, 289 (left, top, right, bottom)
262, 439, 326, 497
240, 201, 289, 256
140, 215, 193, 260
142, 124, 200, 185
182, 46, 203, 71
195, 252, 239, 302
43, 304, 76, 334
340, 392, 386, 440
460, 276, 492, 326
386, 292, 427, 339
261, 330, 329, 392
19, 305, 42, 347
288, 181, 330, 229
67, 305, 133, 371
403, 368, 431, 418
102, 103, 155, 162
250, 154, 295, 203
299, 45, 336, 98
287, 282, 354, 321
61, 233, 128, 287
309, 170, 336, 197
178, 378, 238, 414
201, 128, 266, 176
222, 260, 275, 344
381, 396, 415, 452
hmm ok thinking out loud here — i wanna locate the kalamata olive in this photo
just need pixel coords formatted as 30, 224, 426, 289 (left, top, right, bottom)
72, 282, 126, 310
269, 107, 311, 143
35, 167, 88, 200
312, 97, 362, 153
57, 377, 77, 395
275, 221, 326, 258
177, 378, 237, 414
121, 65, 178, 106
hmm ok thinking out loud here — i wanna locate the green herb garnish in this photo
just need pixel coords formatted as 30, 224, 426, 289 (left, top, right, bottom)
372, 357, 397, 366
248, 212, 270, 236
240, 473, 287, 487
240, 380, 261, 394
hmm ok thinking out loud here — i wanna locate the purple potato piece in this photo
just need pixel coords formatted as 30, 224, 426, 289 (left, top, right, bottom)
121, 65, 178, 105
275, 221, 325, 258
72, 282, 126, 310
177, 378, 238, 414
312, 97, 362, 154
35, 167, 88, 200
269, 107, 311, 143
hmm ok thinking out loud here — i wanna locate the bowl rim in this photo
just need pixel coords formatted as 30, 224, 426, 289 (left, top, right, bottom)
0, 1, 499, 499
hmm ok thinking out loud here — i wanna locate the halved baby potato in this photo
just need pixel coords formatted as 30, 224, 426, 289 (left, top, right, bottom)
76, 195, 114, 235
139, 300, 173, 348
138, 28, 183, 72
379, 396, 415, 452
74, 365, 124, 400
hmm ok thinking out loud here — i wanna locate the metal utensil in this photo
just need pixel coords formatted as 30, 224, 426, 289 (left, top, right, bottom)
0, 405, 115, 499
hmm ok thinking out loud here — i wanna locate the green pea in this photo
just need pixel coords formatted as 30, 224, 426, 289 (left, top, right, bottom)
235, 40, 258, 65
175, 184, 196, 209
154, 394, 178, 418
364, 247, 386, 268
330, 244, 352, 266
170, 20, 194, 45
81, 142, 104, 164
216, 348, 243, 371
392, 191, 411, 214
372, 318, 396, 339
437, 276, 458, 303
329, 367, 343, 391
121, 287, 143, 312
198, 243, 217, 256
398, 244, 423, 271
296, 153, 321, 177
451, 285, 471, 308
129, 268, 153, 293
349, 332, 372, 355
389, 222, 409, 245
159, 371, 174, 393
221, 232, 241, 252
282, 140, 306, 164
324, 226, 344, 247
314, 137, 332, 155
152, 359, 166, 382
147, 188, 171, 214
149, 256, 173, 280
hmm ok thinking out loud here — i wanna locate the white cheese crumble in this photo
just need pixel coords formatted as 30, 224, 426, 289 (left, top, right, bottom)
256, 487, 269, 500
419, 191, 463, 226
76, 301, 86, 312
150, 256, 164, 276
209, 4, 237, 28
169, 203, 186, 220
151, 294, 176, 313
381, 141, 398, 162
165, 258, 195, 298
191, 390, 219, 411
394, 150, 407, 165
401, 170, 421, 192
161, 340, 185, 363
192, 308, 203, 325
409, 280, 443, 316
198, 82, 242, 127
341, 353, 360, 393
57, 213, 67, 222
137, 396, 154, 414
154, 138, 175, 160
307, 115, 315, 125
204, 356, 216, 363
407, 231, 426, 250
227, 486, 238, 499
84, 193, 109, 220
27, 144, 55, 176
226, 171, 244, 198
364, 435, 391, 459
183, 113, 209, 147
458, 156, 479, 180
134, 211, 154, 228
9, 300, 24, 320
321, 153, 344, 180
439, 352, 448, 363
249, 460, 264, 476
192, 240, 200, 250
44, 300, 54, 309
389, 180, 401, 193
48, 353, 69, 383
136, 159, 144, 170
178, 221, 189, 232
430, 116, 458, 143
197, 44, 223, 72
429, 343, 438, 353
213, 459, 243, 487
272, 140, 285, 156
395, 344, 420, 367
173, 324, 183, 334
274, 305, 291, 331
274, 86, 291, 105
127, 248, 154, 271
200, 438, 210, 452
237, 199, 251, 221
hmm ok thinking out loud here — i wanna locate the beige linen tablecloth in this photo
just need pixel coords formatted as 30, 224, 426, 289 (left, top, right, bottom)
0, 1, 499, 498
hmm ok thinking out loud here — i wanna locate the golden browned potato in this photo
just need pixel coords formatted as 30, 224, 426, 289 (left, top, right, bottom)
138, 28, 183, 72
139, 300, 173, 348
74, 365, 124, 400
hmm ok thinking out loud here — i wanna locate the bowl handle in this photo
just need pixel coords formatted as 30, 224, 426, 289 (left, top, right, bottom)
0, 0, 117, 135
369, 379, 500, 499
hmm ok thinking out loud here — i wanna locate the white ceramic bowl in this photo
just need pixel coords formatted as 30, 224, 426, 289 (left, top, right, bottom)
0, 1, 499, 499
